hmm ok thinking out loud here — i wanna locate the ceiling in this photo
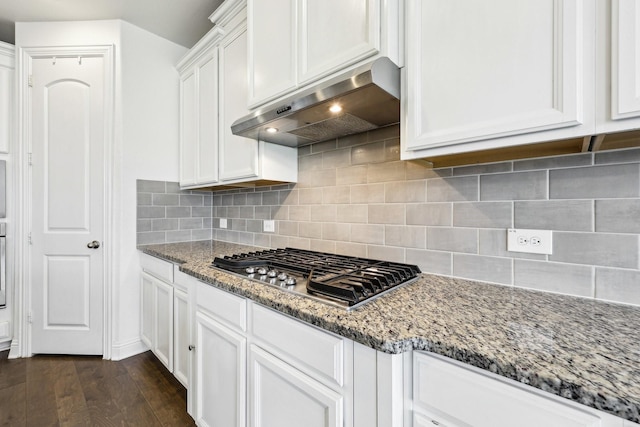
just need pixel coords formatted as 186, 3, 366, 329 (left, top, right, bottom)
0, 0, 225, 48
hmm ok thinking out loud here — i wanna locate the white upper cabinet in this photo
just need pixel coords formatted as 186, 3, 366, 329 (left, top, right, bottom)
597, 0, 640, 134
611, 0, 640, 120
247, 0, 400, 108
402, 0, 596, 159
0, 42, 14, 154
219, 19, 259, 182
178, 0, 298, 189
179, 34, 221, 188
247, 0, 297, 106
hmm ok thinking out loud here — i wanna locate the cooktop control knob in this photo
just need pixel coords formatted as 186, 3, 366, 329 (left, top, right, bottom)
284, 277, 297, 286
245, 266, 256, 274
267, 269, 278, 278
277, 272, 288, 281
257, 267, 268, 275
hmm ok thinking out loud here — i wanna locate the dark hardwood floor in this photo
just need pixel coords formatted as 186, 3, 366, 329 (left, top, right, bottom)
0, 350, 196, 426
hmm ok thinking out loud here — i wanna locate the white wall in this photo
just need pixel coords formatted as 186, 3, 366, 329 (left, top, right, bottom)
14, 20, 187, 359
117, 21, 186, 359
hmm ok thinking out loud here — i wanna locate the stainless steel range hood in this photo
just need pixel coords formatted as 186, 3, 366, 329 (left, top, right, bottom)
231, 57, 400, 147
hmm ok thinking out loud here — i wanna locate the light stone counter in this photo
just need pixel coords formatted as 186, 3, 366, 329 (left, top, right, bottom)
140, 240, 640, 423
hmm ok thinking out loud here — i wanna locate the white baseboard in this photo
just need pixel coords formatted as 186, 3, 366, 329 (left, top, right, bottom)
8, 339, 20, 358
0, 339, 10, 352
110, 338, 149, 361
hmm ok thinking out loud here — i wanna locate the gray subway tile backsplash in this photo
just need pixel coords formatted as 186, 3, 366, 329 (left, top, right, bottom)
137, 126, 640, 306
136, 180, 216, 245
550, 163, 640, 199
480, 171, 547, 201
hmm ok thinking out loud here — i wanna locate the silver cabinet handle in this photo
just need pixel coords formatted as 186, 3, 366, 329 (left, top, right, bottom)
87, 240, 100, 249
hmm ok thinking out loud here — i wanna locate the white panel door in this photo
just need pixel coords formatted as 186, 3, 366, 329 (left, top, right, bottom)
31, 55, 105, 355
612, 0, 640, 119
220, 25, 259, 182
248, 344, 343, 427
299, 0, 380, 85
195, 311, 246, 427
404, 0, 587, 151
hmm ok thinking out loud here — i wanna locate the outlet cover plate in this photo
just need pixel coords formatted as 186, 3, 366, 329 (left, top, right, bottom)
264, 220, 275, 233
219, 218, 227, 229
507, 228, 552, 255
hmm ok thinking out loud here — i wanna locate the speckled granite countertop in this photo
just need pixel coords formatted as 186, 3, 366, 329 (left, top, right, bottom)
140, 240, 640, 423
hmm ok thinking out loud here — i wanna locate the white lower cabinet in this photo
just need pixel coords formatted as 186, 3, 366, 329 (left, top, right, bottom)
194, 310, 246, 427
140, 271, 174, 371
173, 286, 190, 388
140, 254, 192, 401
413, 352, 626, 427
248, 344, 343, 427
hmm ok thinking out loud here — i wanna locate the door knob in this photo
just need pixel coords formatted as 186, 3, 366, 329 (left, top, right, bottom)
87, 240, 100, 249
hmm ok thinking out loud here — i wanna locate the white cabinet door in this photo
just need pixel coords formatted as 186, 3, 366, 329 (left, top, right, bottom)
153, 278, 174, 371
140, 272, 174, 371
195, 311, 246, 427
247, 0, 297, 107
611, 0, 640, 120
219, 23, 259, 182
298, 0, 380, 85
179, 47, 219, 188
196, 52, 219, 185
173, 287, 190, 388
140, 272, 155, 348
0, 43, 13, 154
248, 0, 389, 108
403, 0, 594, 157
248, 344, 343, 427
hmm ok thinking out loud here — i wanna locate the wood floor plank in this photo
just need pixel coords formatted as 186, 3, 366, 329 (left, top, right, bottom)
0, 354, 26, 392
25, 356, 61, 426
52, 357, 91, 426
0, 382, 26, 426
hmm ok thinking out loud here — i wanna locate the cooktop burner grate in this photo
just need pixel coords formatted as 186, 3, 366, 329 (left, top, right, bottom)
212, 248, 421, 309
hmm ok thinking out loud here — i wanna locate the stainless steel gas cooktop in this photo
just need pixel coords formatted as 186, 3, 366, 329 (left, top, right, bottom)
212, 247, 421, 310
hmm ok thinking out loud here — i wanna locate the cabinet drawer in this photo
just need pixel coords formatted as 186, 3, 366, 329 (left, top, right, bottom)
140, 253, 174, 283
413, 352, 601, 427
196, 281, 247, 332
250, 303, 344, 388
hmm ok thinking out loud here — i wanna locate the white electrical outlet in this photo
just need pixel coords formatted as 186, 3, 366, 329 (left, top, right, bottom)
263, 220, 275, 233
507, 228, 553, 255
219, 218, 227, 229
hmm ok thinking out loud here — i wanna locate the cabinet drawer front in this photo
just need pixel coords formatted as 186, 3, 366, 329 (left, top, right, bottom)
196, 281, 247, 331
250, 303, 344, 388
140, 253, 174, 283
413, 352, 601, 427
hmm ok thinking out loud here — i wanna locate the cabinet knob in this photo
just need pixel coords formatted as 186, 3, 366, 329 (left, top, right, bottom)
188, 345, 195, 351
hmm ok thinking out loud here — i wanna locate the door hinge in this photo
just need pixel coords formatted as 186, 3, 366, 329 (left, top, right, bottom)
27, 232, 32, 245
27, 312, 33, 324
28, 153, 32, 166
28, 75, 33, 87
